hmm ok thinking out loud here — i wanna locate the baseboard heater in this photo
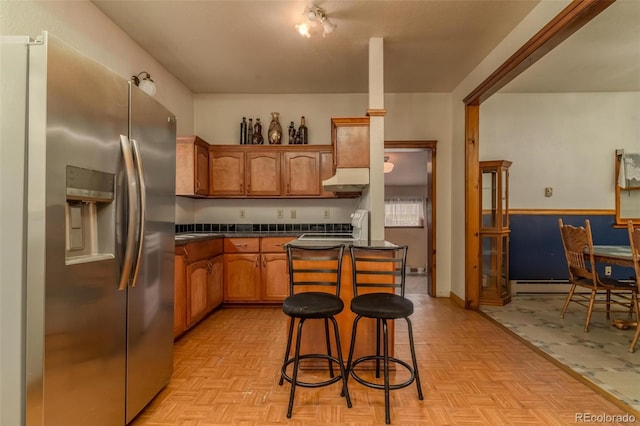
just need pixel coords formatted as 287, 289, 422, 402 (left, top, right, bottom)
511, 279, 577, 294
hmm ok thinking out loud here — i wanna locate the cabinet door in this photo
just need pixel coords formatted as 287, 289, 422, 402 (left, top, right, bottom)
195, 143, 210, 195
207, 255, 224, 310
246, 152, 281, 196
223, 254, 260, 302
283, 151, 320, 196
174, 253, 187, 338
186, 258, 209, 327
210, 150, 245, 196
176, 136, 210, 196
261, 253, 289, 302
319, 150, 335, 197
332, 117, 370, 168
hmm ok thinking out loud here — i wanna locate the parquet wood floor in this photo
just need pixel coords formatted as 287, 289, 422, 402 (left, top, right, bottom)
132, 295, 637, 425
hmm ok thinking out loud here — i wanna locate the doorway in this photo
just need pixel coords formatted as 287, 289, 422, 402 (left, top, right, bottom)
384, 141, 436, 296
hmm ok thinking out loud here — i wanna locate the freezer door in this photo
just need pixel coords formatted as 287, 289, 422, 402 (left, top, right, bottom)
26, 34, 128, 425
125, 83, 176, 423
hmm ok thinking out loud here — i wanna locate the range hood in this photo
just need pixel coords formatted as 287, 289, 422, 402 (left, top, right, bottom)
322, 168, 369, 192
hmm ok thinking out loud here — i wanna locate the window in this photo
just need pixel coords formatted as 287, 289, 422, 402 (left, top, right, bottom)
384, 198, 425, 227
615, 151, 640, 226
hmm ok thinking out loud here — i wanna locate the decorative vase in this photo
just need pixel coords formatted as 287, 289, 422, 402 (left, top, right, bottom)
253, 118, 264, 144
268, 112, 283, 145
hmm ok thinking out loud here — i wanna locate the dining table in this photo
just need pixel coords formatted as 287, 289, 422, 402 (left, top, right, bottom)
591, 245, 638, 336
592, 245, 633, 267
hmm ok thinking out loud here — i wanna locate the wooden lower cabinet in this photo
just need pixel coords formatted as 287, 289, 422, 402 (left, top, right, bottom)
186, 258, 209, 327
174, 252, 187, 338
223, 236, 294, 304
223, 253, 261, 302
208, 255, 224, 310
261, 253, 289, 301
174, 239, 224, 339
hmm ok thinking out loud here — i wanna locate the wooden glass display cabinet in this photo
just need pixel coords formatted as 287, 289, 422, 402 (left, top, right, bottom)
479, 160, 512, 306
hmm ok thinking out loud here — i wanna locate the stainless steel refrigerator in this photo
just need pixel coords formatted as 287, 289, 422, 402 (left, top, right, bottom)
2, 32, 176, 425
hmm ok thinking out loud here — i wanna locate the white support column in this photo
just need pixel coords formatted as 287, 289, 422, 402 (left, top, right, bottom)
367, 37, 385, 241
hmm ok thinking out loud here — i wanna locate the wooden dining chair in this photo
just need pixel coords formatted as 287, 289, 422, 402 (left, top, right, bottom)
558, 218, 638, 331
627, 220, 640, 352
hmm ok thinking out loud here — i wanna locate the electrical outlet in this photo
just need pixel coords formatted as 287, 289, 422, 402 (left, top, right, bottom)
239, 209, 245, 219
545, 187, 553, 197
277, 209, 284, 219
605, 265, 612, 276
323, 208, 330, 219
290, 209, 296, 219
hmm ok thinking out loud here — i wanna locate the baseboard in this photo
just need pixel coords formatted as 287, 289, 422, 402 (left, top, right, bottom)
511, 280, 587, 294
449, 291, 465, 308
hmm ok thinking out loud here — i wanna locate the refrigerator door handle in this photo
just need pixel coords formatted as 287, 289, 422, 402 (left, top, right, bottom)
130, 138, 146, 287
118, 135, 138, 291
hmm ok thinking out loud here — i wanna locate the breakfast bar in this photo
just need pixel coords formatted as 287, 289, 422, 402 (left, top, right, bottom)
286, 238, 399, 367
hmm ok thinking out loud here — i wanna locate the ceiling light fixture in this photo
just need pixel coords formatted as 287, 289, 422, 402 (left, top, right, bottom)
295, 5, 337, 38
384, 156, 395, 173
132, 71, 157, 96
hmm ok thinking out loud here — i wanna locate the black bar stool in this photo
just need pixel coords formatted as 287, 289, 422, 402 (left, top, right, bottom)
278, 244, 352, 418
345, 245, 423, 424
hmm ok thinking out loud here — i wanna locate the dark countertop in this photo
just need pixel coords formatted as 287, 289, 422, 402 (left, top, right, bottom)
286, 239, 397, 248
174, 233, 396, 248
174, 232, 302, 245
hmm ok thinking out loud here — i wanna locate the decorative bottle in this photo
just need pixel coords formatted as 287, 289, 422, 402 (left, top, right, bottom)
288, 121, 296, 144
268, 112, 283, 144
240, 117, 247, 144
253, 118, 264, 144
247, 118, 254, 144
298, 116, 308, 144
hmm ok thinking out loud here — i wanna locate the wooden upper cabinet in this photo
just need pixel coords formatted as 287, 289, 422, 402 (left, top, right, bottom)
282, 151, 320, 196
246, 152, 281, 196
210, 149, 245, 196
319, 150, 335, 197
331, 117, 370, 168
176, 136, 210, 196
207, 145, 338, 198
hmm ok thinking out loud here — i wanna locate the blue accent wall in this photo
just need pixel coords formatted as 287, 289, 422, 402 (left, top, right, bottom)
509, 214, 633, 281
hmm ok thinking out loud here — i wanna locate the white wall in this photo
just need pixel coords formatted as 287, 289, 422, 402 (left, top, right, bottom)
449, 1, 571, 300
481, 92, 640, 209
0, 2, 195, 424
191, 92, 453, 295
0, 0, 194, 136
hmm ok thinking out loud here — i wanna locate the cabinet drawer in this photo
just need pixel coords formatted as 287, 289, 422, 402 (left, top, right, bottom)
224, 237, 260, 253
184, 238, 223, 262
261, 237, 295, 253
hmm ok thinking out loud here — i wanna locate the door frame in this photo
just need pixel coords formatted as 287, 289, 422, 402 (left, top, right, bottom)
385, 140, 437, 296
462, 0, 614, 308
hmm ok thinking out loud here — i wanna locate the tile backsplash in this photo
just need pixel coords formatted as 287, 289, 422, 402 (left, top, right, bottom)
175, 223, 352, 234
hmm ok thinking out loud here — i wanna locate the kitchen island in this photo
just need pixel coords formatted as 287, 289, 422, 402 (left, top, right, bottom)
286, 239, 399, 368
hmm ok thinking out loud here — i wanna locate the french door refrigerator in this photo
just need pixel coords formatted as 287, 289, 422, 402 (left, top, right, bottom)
3, 32, 176, 425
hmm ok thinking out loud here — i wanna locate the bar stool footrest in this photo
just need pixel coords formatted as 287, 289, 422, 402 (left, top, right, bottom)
281, 354, 345, 388
350, 355, 417, 390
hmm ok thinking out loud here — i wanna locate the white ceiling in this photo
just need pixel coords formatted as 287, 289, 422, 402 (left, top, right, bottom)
92, 0, 540, 94
92, 1, 639, 187
502, 0, 640, 93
